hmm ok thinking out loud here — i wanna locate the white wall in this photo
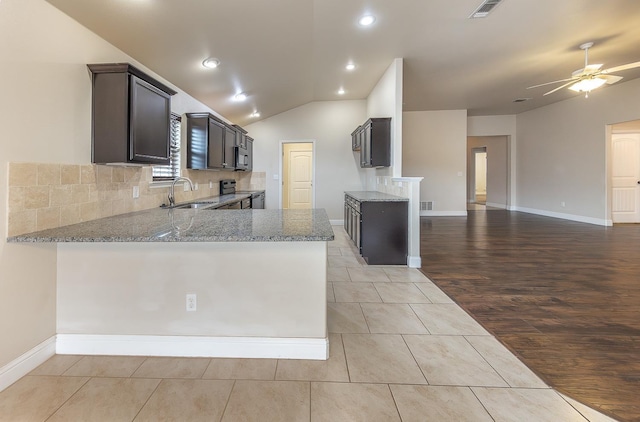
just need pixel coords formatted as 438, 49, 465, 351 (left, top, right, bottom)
403, 110, 468, 215
516, 77, 640, 225
468, 137, 508, 208
364, 58, 404, 186
0, 0, 216, 371
245, 100, 366, 218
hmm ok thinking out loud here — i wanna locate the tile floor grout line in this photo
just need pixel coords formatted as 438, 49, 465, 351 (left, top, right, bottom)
407, 302, 431, 334
219, 379, 237, 422
399, 334, 430, 385
42, 375, 92, 422
130, 377, 163, 421
461, 335, 512, 388
385, 383, 404, 421
468, 386, 497, 422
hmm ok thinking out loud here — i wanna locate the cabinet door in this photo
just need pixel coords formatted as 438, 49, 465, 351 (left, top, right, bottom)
129, 75, 171, 164
224, 126, 236, 169
246, 138, 254, 171
187, 116, 207, 169
207, 118, 225, 169
361, 122, 372, 167
351, 126, 361, 151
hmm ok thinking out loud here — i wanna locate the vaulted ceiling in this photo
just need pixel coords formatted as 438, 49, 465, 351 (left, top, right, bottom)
47, 0, 640, 125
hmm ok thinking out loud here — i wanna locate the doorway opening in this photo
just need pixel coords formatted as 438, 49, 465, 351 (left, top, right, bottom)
609, 119, 640, 224
467, 136, 510, 212
473, 149, 487, 205
280, 141, 315, 209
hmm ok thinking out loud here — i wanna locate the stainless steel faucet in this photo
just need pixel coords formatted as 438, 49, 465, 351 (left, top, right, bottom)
168, 177, 194, 207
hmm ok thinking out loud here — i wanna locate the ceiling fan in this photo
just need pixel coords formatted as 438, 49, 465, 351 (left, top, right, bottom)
527, 42, 640, 97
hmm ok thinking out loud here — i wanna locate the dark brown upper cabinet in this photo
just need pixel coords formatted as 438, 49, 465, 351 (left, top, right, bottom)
246, 137, 254, 172
233, 125, 248, 148
87, 63, 177, 165
186, 113, 237, 170
353, 117, 391, 168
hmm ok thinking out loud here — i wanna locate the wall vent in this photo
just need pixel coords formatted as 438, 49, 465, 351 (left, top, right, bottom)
420, 201, 434, 211
469, 0, 503, 18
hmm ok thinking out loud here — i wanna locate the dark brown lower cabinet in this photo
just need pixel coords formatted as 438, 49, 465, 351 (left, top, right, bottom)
345, 194, 408, 265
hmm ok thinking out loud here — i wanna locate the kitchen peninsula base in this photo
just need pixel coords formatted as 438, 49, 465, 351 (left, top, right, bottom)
56, 241, 328, 359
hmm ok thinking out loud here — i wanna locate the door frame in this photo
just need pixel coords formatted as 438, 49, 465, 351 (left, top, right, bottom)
278, 140, 316, 209
607, 124, 640, 224
469, 147, 487, 204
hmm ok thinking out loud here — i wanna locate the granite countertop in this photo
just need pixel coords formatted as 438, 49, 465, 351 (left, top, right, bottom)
8, 208, 334, 243
344, 191, 409, 202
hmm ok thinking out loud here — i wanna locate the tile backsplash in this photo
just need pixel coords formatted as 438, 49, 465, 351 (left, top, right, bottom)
7, 162, 266, 236
375, 176, 410, 198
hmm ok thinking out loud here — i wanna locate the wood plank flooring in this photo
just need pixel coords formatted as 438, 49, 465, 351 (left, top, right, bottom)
419, 210, 640, 422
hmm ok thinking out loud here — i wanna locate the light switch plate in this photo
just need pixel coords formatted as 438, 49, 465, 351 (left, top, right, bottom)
132, 185, 140, 198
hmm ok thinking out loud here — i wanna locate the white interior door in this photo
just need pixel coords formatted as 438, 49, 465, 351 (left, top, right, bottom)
611, 133, 640, 223
475, 152, 487, 195
284, 145, 313, 209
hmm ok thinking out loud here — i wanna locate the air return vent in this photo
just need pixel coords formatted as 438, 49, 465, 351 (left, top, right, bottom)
469, 0, 503, 18
420, 201, 434, 211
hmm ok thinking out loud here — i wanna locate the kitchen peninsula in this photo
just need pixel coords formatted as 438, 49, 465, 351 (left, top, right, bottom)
9, 207, 334, 360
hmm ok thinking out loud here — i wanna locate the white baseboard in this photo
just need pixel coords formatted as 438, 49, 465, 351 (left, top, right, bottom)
420, 210, 467, 217
486, 202, 507, 209
514, 206, 610, 226
407, 255, 421, 268
56, 334, 329, 360
0, 336, 56, 392
330, 219, 344, 226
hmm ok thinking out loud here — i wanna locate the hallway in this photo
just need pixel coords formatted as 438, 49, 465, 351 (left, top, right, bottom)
420, 210, 640, 422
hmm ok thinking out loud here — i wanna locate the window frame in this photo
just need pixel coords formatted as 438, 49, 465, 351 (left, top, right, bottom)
152, 112, 181, 181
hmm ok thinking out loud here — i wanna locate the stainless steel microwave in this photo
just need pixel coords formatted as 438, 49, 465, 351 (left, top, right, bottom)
234, 146, 249, 171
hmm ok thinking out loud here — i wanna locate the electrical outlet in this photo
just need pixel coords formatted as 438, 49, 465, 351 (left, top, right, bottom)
194, 182, 199, 190
132, 185, 140, 198
561, 201, 566, 207
183, 183, 189, 192
186, 294, 196, 312
209, 181, 213, 189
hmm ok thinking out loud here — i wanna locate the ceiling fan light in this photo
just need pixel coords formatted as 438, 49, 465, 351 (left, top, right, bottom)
569, 77, 606, 93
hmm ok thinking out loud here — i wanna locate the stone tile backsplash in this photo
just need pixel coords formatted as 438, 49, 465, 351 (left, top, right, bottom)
375, 176, 410, 198
7, 162, 266, 236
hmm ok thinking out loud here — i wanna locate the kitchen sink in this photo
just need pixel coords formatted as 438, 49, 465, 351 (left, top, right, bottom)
173, 202, 218, 210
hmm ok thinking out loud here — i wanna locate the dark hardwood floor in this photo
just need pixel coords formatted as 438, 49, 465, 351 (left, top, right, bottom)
419, 210, 640, 422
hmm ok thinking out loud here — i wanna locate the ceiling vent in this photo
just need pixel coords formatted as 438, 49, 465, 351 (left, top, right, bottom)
469, 0, 503, 18
513, 97, 532, 103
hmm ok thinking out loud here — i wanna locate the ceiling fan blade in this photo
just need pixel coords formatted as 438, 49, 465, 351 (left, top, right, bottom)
602, 61, 640, 74
543, 80, 580, 96
603, 74, 623, 84
527, 77, 577, 90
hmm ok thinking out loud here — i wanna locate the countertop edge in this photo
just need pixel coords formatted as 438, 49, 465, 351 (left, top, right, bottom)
344, 191, 409, 202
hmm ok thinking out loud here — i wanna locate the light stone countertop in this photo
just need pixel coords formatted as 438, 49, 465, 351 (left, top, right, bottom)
7, 208, 334, 243
344, 191, 409, 202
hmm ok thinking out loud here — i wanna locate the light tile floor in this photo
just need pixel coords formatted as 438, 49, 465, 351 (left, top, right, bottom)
0, 227, 619, 421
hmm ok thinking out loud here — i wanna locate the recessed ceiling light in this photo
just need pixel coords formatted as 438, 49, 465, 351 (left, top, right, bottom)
202, 58, 220, 69
358, 15, 376, 26
337, 88, 345, 95
233, 93, 247, 102
249, 111, 261, 118
345, 63, 356, 71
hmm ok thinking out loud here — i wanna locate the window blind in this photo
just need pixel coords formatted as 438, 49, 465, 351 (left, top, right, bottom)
152, 113, 181, 180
